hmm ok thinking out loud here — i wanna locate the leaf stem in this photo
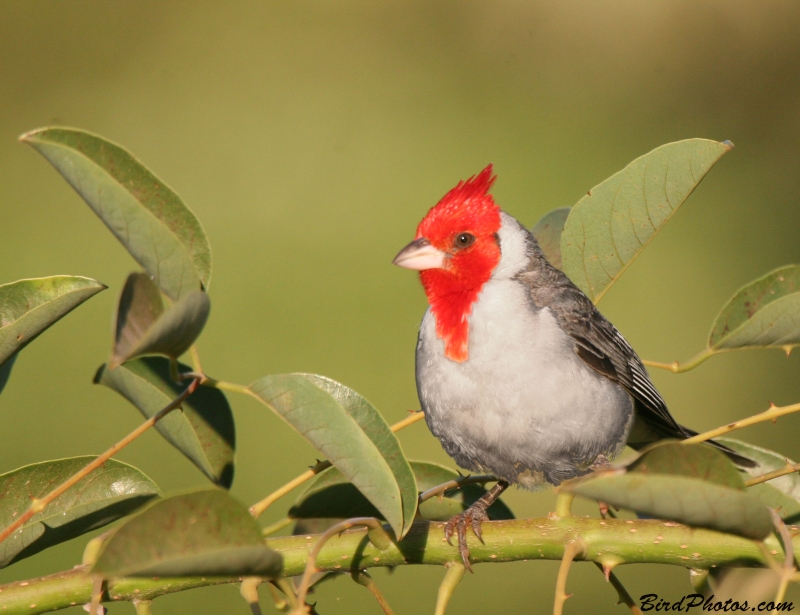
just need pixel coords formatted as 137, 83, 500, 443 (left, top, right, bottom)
683, 401, 800, 444
249, 412, 426, 518
189, 344, 203, 375
198, 376, 254, 396
434, 562, 466, 615
169, 358, 181, 383
642, 348, 715, 373
352, 570, 396, 615
0, 378, 199, 546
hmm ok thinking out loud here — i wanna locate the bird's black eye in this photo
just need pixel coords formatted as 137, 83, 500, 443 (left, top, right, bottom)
454, 233, 475, 249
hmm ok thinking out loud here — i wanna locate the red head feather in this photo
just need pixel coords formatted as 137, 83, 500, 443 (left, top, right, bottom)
416, 165, 502, 362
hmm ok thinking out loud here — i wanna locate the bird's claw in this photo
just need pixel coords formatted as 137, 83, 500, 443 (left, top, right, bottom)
443, 505, 490, 572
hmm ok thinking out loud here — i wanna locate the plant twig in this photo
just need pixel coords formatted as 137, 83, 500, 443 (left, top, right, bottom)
642, 348, 715, 373
553, 540, 584, 615
770, 509, 796, 607
644, 345, 800, 374
389, 409, 425, 432
352, 570, 395, 615
745, 462, 800, 487
250, 461, 332, 518
0, 378, 199, 546
133, 599, 153, 615
292, 518, 389, 615
555, 492, 575, 519
772, 510, 795, 570
267, 582, 289, 612
240, 577, 263, 615
274, 578, 299, 610
250, 412, 425, 518
418, 475, 496, 504
434, 562, 466, 615
594, 562, 642, 615
683, 401, 800, 444
1, 517, 796, 614
88, 576, 103, 615
262, 517, 294, 537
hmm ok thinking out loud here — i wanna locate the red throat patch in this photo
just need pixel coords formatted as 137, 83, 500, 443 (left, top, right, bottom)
416, 165, 502, 362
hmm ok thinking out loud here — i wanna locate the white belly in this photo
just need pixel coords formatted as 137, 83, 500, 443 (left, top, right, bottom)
415, 278, 633, 488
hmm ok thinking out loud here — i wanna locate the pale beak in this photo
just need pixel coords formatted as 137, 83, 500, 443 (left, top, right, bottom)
392, 238, 447, 270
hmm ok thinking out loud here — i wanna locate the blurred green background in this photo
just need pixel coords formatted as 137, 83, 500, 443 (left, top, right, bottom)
2, 1, 800, 613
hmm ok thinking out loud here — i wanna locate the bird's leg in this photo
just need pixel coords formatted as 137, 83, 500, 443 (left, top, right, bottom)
444, 479, 509, 572
589, 454, 614, 519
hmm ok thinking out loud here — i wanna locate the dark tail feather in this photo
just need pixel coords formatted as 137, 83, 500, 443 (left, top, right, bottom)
628, 420, 756, 468
677, 424, 756, 469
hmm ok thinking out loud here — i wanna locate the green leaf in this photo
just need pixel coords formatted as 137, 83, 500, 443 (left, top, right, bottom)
708, 265, 800, 353
566, 473, 771, 540
289, 461, 513, 524
719, 438, 800, 523
561, 139, 732, 302
92, 490, 282, 578
0, 457, 159, 569
249, 374, 410, 538
626, 442, 745, 489
531, 207, 570, 271
567, 442, 772, 535
303, 375, 417, 535
720, 438, 800, 499
21, 127, 212, 301
95, 358, 235, 488
0, 354, 16, 396
0, 276, 106, 366
747, 483, 800, 524
109, 273, 210, 369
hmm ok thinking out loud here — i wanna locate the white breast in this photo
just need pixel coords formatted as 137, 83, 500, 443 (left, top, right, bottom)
416, 275, 633, 488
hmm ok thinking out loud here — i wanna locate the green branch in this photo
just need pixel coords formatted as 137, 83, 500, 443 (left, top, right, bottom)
0, 517, 792, 614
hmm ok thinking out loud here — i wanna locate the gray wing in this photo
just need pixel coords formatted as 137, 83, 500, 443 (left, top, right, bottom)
539, 280, 691, 442
516, 244, 753, 466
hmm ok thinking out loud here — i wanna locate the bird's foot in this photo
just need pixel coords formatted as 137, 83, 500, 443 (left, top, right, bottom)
589, 454, 612, 472
444, 503, 490, 573
442, 479, 510, 573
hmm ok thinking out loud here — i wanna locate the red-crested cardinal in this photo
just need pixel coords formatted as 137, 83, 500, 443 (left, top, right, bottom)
392, 165, 750, 570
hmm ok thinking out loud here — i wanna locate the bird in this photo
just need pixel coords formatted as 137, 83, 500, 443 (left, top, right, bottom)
392, 164, 750, 570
